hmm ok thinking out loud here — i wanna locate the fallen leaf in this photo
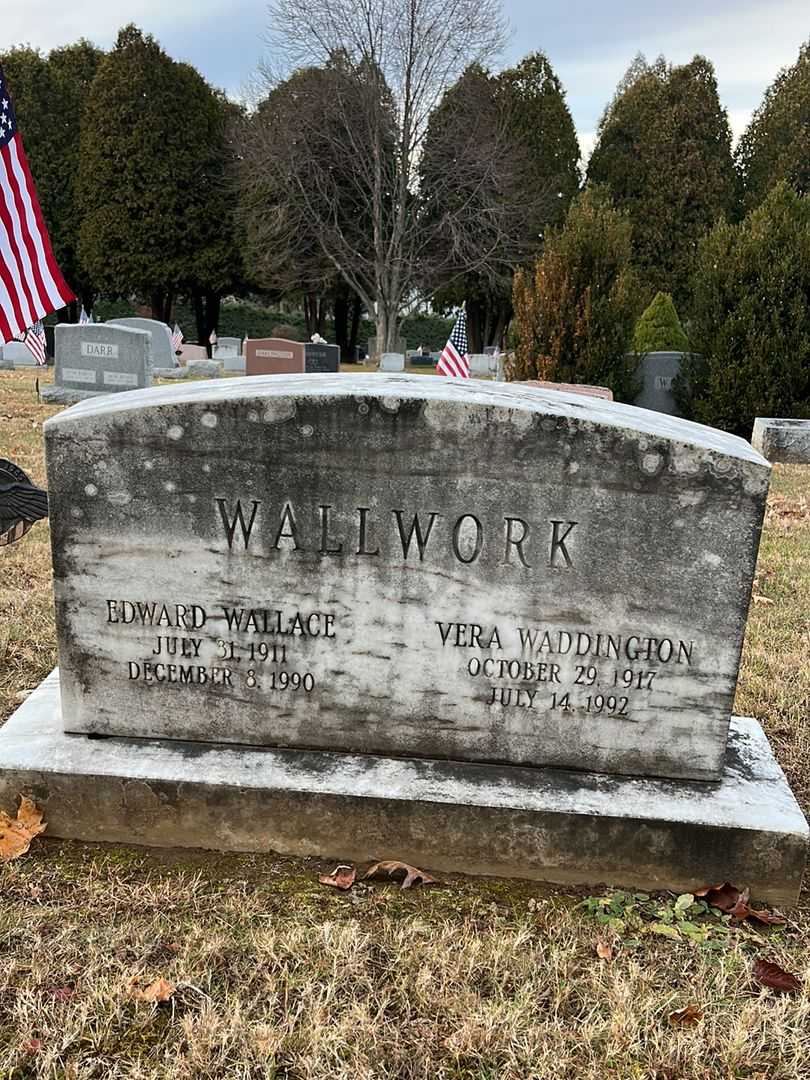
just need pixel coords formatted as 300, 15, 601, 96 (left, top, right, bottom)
746, 906, 787, 926
753, 959, 802, 994
44, 986, 75, 1002
0, 795, 46, 862
694, 882, 741, 911
318, 864, 357, 890
363, 860, 436, 889
128, 976, 176, 1003
668, 1004, 703, 1026
595, 939, 613, 961
22, 1038, 42, 1055
647, 922, 681, 941
752, 594, 774, 606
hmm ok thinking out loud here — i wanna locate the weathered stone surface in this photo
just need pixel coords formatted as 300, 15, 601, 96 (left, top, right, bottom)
1, 671, 806, 905
752, 418, 810, 464
155, 367, 191, 380
186, 359, 221, 378
245, 338, 305, 375
178, 344, 207, 364
305, 343, 340, 373
107, 317, 175, 370
379, 352, 405, 371
214, 338, 242, 361
51, 323, 152, 398
523, 381, 614, 401
468, 353, 497, 376
633, 351, 684, 416
44, 375, 770, 781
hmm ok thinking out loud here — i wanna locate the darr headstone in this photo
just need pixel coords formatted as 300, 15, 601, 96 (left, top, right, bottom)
245, 338, 305, 376
42, 324, 151, 403
108, 317, 175, 371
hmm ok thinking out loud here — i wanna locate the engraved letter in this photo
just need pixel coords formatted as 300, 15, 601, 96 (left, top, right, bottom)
319, 505, 343, 555
217, 498, 260, 550
393, 510, 439, 560
452, 514, 483, 564
356, 506, 380, 556
271, 502, 302, 551
504, 516, 531, 567
549, 520, 577, 568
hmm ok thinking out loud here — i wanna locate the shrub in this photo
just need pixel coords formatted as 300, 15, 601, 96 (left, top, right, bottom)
632, 292, 690, 352
508, 188, 643, 401
678, 182, 810, 434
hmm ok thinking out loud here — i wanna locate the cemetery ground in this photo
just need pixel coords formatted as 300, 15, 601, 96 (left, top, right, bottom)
0, 367, 809, 1079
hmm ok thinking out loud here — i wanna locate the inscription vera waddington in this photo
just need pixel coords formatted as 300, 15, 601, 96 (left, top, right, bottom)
44, 374, 770, 781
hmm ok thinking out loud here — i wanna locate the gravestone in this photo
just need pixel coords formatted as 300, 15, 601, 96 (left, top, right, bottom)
245, 338, 305, 375
633, 352, 684, 416
3, 376, 806, 903
42, 324, 151, 404
379, 352, 405, 372
523, 380, 614, 401
214, 337, 242, 360
179, 344, 208, 364
468, 354, 497, 377
108, 317, 175, 371
0, 341, 38, 367
223, 353, 246, 374
752, 418, 810, 464
407, 352, 434, 368
304, 342, 340, 373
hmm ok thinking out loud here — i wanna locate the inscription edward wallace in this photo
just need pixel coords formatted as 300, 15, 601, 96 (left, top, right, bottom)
44, 375, 770, 781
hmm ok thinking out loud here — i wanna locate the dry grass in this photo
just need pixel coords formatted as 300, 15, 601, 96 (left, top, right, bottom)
1, 367, 809, 1079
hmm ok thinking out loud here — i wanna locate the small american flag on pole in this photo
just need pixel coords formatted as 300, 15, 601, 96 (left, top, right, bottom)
0, 65, 74, 344
171, 323, 183, 352
20, 318, 46, 365
79, 306, 91, 324
436, 309, 470, 379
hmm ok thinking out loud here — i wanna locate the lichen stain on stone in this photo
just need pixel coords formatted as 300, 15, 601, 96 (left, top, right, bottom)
262, 400, 296, 425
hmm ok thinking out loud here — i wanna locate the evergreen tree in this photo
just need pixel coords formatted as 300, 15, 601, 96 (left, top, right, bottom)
77, 25, 239, 335
588, 55, 737, 310
508, 188, 642, 400
422, 52, 580, 351
736, 41, 810, 211
679, 182, 810, 434
632, 292, 689, 353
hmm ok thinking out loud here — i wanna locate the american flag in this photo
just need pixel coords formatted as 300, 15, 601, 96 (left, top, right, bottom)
171, 323, 183, 351
79, 306, 91, 324
20, 319, 46, 365
0, 66, 74, 345
436, 309, 470, 379
209, 328, 217, 346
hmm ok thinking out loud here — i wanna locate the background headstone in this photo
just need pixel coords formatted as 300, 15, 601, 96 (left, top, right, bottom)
752, 418, 810, 463
223, 353, 246, 374
369, 335, 407, 359
304, 342, 340, 372
179, 344, 208, 364
0, 341, 38, 367
633, 352, 685, 416
214, 337, 241, 360
379, 352, 405, 372
107, 317, 175, 371
42, 323, 151, 403
245, 338, 305, 375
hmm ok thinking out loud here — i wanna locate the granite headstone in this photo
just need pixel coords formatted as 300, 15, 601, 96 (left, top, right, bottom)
107, 317, 175, 371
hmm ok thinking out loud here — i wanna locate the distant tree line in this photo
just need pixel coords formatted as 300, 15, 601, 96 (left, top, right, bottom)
3, 16, 810, 424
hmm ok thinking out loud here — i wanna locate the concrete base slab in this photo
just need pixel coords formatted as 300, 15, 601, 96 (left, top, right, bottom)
2, 670, 807, 905
41, 386, 116, 404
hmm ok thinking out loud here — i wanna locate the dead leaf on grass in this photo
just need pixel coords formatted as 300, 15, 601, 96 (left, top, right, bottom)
595, 939, 613, 961
363, 860, 436, 889
0, 795, 46, 862
695, 882, 785, 925
127, 976, 176, 1003
668, 1004, 703, 1026
752, 959, 802, 994
318, 864, 357, 890
752, 594, 774, 606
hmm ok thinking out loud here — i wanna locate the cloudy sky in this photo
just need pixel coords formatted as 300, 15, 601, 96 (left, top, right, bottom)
4, 0, 808, 159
